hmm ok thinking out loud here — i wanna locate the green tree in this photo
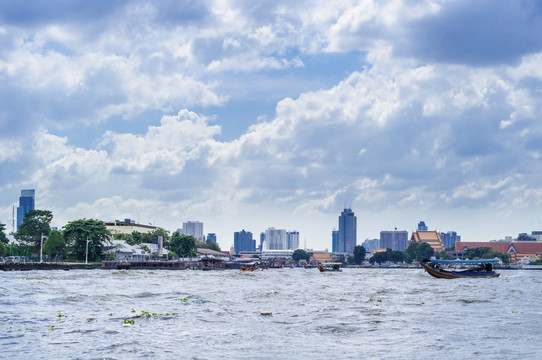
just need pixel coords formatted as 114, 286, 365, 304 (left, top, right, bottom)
404, 242, 419, 263
5, 242, 31, 257
390, 250, 405, 263
152, 227, 171, 248
415, 242, 435, 262
370, 250, 390, 264
42, 230, 67, 260
0, 222, 9, 245
0, 241, 6, 256
204, 239, 221, 252
63, 219, 111, 261
353, 245, 367, 265
14, 210, 53, 253
169, 232, 197, 257
292, 249, 310, 262
435, 251, 453, 260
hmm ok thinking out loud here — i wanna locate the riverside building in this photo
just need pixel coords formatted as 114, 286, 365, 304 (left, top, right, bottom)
338, 208, 357, 253
234, 229, 256, 254
16, 189, 35, 230
380, 230, 409, 251
181, 221, 204, 242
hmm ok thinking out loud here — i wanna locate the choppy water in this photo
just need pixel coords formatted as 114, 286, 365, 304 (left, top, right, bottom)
1, 268, 541, 359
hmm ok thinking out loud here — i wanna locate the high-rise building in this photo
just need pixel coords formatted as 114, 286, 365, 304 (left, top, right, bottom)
286, 231, 299, 250
440, 231, 460, 249
332, 230, 339, 252
338, 208, 357, 253
234, 230, 255, 254
362, 238, 380, 252
259, 232, 265, 251
181, 221, 204, 241
17, 189, 35, 230
380, 230, 409, 251
418, 221, 428, 231
265, 228, 286, 250
207, 233, 217, 243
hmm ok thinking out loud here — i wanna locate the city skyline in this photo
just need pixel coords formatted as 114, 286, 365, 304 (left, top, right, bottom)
2, 1, 542, 250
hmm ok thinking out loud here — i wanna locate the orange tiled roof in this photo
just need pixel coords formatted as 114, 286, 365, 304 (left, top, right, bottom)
311, 253, 332, 262
410, 231, 445, 252
509, 242, 542, 253
454, 242, 511, 254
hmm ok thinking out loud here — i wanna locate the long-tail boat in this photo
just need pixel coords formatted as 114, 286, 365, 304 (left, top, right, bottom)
421, 258, 500, 279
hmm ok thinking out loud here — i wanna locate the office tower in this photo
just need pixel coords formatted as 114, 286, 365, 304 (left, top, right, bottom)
17, 189, 35, 230
286, 231, 299, 250
362, 238, 380, 252
234, 230, 255, 254
181, 221, 204, 241
338, 208, 357, 253
440, 231, 460, 249
380, 230, 409, 251
332, 230, 339, 253
259, 232, 265, 251
418, 221, 428, 231
265, 227, 286, 250
207, 233, 217, 243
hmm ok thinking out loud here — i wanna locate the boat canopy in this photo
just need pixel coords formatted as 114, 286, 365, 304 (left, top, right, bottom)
429, 259, 499, 264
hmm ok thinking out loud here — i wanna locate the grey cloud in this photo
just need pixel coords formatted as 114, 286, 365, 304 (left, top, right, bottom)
399, 0, 542, 66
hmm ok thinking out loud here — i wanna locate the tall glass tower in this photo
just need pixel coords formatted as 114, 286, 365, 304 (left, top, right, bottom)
17, 189, 35, 230
338, 208, 357, 253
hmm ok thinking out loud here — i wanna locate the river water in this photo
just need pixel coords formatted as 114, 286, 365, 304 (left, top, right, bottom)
1, 268, 541, 359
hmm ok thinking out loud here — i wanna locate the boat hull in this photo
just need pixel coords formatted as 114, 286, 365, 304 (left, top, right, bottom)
317, 264, 342, 272
421, 262, 500, 279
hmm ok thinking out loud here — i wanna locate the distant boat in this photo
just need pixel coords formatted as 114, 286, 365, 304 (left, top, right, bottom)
421, 258, 500, 279
317, 262, 342, 272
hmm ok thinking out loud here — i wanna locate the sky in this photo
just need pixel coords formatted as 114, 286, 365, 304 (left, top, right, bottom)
2, 0, 542, 250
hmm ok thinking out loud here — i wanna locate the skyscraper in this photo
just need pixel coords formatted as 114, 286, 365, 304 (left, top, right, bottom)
17, 189, 35, 230
234, 230, 255, 254
181, 221, 204, 241
206, 233, 217, 243
286, 231, 299, 250
338, 208, 356, 253
265, 227, 286, 250
332, 229, 339, 253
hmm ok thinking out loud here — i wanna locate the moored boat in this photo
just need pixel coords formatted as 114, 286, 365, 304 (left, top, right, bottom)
317, 262, 342, 272
421, 258, 500, 279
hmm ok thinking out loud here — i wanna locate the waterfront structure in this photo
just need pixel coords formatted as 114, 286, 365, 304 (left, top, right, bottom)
286, 231, 299, 250
181, 221, 204, 242
332, 230, 339, 253
265, 228, 287, 250
104, 219, 157, 235
454, 241, 542, 263
311, 251, 332, 264
380, 230, 409, 251
338, 208, 357, 253
362, 238, 380, 253
440, 231, 461, 249
234, 230, 256, 254
207, 233, 217, 243
16, 189, 35, 230
260, 249, 294, 259
410, 230, 445, 252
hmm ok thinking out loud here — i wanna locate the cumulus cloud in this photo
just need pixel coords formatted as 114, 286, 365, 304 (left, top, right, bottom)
2, 0, 542, 247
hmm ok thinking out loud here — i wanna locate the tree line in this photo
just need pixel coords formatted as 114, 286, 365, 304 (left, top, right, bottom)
0, 209, 220, 261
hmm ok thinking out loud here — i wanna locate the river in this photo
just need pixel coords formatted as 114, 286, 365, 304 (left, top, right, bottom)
1, 268, 541, 359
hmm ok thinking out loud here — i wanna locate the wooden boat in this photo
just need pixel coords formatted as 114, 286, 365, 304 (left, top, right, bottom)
421, 258, 500, 279
317, 262, 342, 272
